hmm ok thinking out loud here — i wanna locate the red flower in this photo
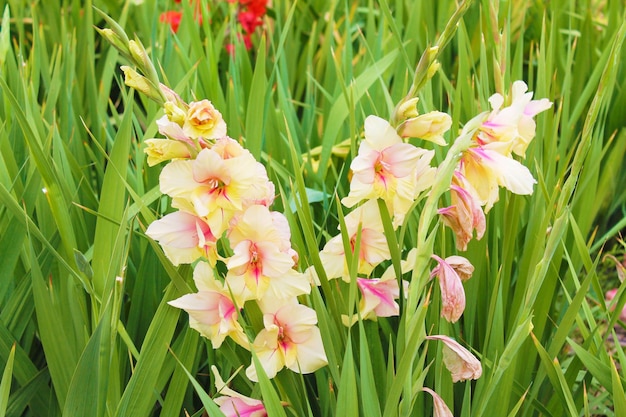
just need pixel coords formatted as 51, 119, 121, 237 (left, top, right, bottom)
238, 10, 261, 34
160, 10, 183, 33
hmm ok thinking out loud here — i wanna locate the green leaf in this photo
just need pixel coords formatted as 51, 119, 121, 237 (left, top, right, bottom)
0, 344, 15, 417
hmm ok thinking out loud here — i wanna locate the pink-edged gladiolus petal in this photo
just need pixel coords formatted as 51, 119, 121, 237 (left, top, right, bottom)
211, 366, 268, 417
478, 80, 552, 157
156, 114, 192, 144
318, 200, 391, 281
215, 397, 268, 417
246, 302, 328, 381
460, 147, 536, 211
143, 138, 191, 166
356, 278, 401, 319
397, 111, 452, 146
343, 116, 426, 208
167, 262, 248, 348
431, 255, 466, 323
183, 99, 227, 140
422, 387, 454, 417
145, 211, 217, 266
227, 205, 310, 300
426, 335, 482, 382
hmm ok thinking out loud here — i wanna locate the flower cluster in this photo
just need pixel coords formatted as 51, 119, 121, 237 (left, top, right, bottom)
439, 81, 552, 250
141, 83, 327, 407
101, 13, 553, 415
227, 0, 269, 51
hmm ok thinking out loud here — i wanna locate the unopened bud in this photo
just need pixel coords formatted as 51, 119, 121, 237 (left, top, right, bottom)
427, 60, 441, 79
121, 66, 162, 102
96, 27, 130, 56
397, 111, 452, 146
397, 97, 420, 119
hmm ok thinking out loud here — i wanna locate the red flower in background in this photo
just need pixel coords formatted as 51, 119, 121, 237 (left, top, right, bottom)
230, 0, 269, 51
160, 10, 183, 33
160, 0, 269, 52
160, 0, 204, 33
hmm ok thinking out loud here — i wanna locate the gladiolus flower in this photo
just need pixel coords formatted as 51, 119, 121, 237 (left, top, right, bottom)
158, 147, 258, 234
459, 146, 536, 212
168, 262, 249, 348
145, 211, 217, 266
143, 138, 191, 166
342, 115, 427, 211
430, 255, 471, 323
397, 110, 452, 146
426, 335, 482, 382
183, 99, 227, 140
246, 301, 328, 381
212, 366, 268, 417
227, 205, 310, 300
356, 277, 401, 319
477, 80, 552, 157
318, 200, 391, 281
422, 387, 454, 417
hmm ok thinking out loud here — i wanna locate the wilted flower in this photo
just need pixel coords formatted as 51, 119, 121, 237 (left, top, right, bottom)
422, 387, 454, 417
430, 255, 471, 323
246, 301, 328, 381
426, 334, 482, 382
168, 262, 249, 348
438, 172, 486, 251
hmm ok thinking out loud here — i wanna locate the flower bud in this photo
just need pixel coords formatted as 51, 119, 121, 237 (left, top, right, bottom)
397, 111, 452, 146
120, 66, 163, 103
143, 138, 192, 166
96, 27, 130, 56
396, 97, 420, 119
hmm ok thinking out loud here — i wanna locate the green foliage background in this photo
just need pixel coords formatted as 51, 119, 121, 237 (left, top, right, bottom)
0, 0, 625, 416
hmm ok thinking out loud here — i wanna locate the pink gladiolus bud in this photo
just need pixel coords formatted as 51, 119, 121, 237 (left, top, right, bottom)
426, 335, 482, 382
